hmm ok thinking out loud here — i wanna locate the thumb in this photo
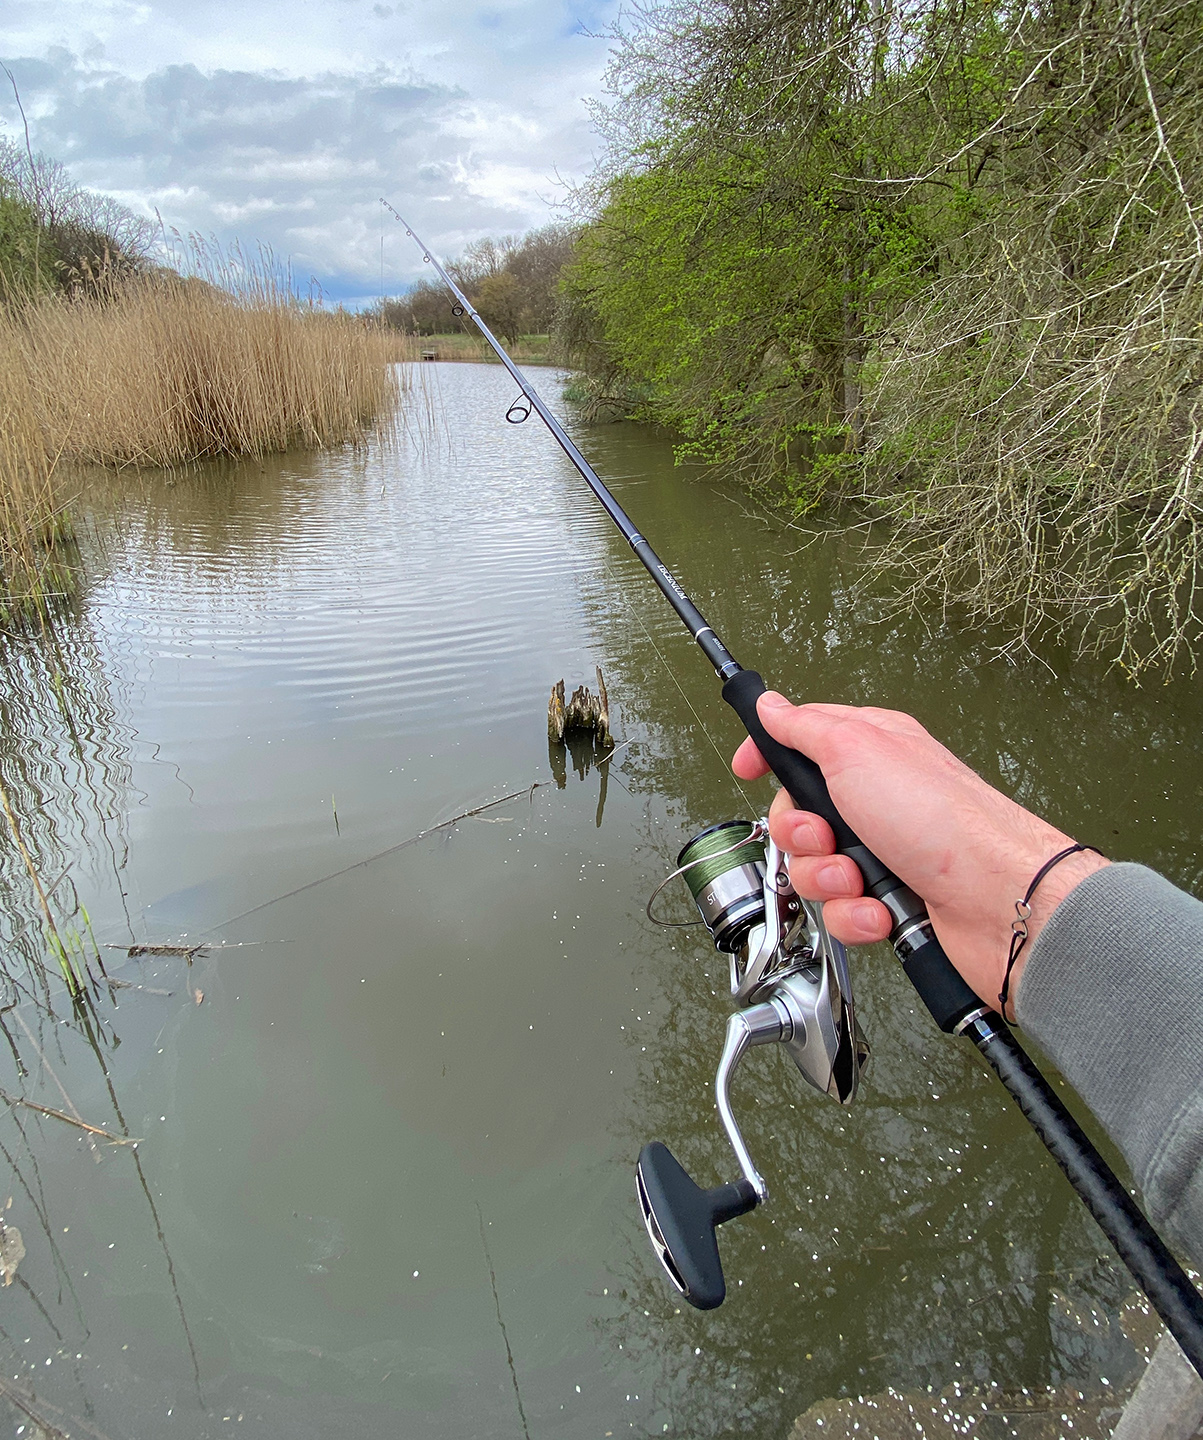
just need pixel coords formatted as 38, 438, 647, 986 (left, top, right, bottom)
757, 690, 792, 713
755, 692, 832, 760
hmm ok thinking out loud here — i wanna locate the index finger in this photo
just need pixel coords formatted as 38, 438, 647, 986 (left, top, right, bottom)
732, 734, 770, 780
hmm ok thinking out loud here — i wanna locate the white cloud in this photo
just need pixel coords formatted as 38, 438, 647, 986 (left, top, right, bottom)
0, 0, 618, 300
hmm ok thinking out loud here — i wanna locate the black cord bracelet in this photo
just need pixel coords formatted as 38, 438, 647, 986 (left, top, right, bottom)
999, 843, 1105, 1016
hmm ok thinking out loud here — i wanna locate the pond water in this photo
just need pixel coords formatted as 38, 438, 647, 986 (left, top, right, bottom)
0, 362, 1200, 1439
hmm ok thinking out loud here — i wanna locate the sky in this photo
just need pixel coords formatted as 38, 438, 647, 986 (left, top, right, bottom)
1, 0, 623, 305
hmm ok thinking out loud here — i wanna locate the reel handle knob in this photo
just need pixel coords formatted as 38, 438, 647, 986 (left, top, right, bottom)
635, 1142, 759, 1310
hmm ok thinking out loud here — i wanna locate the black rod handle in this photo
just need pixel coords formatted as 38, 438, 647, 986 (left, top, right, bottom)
967, 1015, 1203, 1378
723, 669, 869, 867
722, 668, 980, 1032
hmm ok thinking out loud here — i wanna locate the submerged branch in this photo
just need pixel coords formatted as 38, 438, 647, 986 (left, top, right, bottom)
0, 1088, 140, 1145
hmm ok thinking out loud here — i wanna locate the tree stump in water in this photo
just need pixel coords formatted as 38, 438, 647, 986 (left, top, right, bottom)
548, 667, 612, 748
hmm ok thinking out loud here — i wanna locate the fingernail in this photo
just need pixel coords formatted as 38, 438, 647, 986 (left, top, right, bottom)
790, 819, 818, 850
817, 862, 850, 893
759, 691, 789, 709
852, 902, 881, 930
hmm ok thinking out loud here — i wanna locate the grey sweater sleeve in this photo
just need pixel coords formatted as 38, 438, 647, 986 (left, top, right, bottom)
1016, 862, 1203, 1266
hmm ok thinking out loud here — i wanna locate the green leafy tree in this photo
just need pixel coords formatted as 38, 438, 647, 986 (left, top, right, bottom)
560, 0, 1203, 669
0, 188, 44, 295
0, 137, 155, 297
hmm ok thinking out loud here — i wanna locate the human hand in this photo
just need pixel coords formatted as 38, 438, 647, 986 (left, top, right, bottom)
732, 694, 1109, 1016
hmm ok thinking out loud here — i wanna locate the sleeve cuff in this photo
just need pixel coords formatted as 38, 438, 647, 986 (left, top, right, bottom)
1016, 862, 1203, 1239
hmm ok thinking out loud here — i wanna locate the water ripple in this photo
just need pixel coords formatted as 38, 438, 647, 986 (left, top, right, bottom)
83, 366, 623, 740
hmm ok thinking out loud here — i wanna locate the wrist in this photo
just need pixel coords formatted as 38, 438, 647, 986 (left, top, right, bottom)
1005, 846, 1110, 1016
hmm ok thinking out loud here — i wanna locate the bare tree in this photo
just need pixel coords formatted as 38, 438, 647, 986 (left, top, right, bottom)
380, 224, 580, 340
506, 223, 580, 332
447, 235, 518, 293
0, 136, 157, 287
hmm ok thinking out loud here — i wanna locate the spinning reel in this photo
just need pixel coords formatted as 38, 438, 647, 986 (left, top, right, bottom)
636, 820, 869, 1310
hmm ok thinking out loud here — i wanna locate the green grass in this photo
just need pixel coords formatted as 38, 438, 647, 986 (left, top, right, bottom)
412, 332, 557, 366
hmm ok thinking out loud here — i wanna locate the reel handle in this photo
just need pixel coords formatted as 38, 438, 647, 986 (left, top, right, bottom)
636, 1142, 759, 1310
722, 669, 980, 1033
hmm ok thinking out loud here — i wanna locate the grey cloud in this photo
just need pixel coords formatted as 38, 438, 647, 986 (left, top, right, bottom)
38, 59, 446, 167
0, 43, 597, 299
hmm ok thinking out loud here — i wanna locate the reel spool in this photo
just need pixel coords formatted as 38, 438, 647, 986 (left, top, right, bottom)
638, 816, 870, 1309
676, 821, 767, 952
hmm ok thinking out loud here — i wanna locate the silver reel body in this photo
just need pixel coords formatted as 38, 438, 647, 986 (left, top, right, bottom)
713, 823, 869, 1198
637, 818, 869, 1307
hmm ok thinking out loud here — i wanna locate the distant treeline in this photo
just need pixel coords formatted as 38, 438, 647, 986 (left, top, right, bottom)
558, 0, 1203, 673
376, 224, 579, 343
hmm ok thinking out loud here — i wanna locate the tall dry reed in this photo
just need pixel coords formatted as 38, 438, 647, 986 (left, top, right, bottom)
0, 242, 409, 611
0, 320, 69, 616
19, 274, 406, 467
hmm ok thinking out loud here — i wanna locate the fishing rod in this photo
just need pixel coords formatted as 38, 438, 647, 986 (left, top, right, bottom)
384, 199, 1203, 1371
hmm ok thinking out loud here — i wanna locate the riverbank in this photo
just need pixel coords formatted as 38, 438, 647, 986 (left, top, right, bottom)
563, 0, 1203, 675
412, 330, 556, 365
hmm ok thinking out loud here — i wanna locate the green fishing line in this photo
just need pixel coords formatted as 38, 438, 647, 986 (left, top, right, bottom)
678, 822, 765, 899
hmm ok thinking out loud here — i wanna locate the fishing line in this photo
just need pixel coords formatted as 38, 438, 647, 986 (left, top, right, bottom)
597, 551, 754, 814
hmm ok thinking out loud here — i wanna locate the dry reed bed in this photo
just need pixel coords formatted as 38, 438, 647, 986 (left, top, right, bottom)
0, 272, 408, 612
19, 276, 405, 466
0, 326, 67, 614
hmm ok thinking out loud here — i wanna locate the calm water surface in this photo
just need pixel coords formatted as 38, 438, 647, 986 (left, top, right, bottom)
0, 363, 1199, 1438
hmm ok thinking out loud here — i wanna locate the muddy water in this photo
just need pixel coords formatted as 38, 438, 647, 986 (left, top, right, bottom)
0, 362, 1200, 1438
